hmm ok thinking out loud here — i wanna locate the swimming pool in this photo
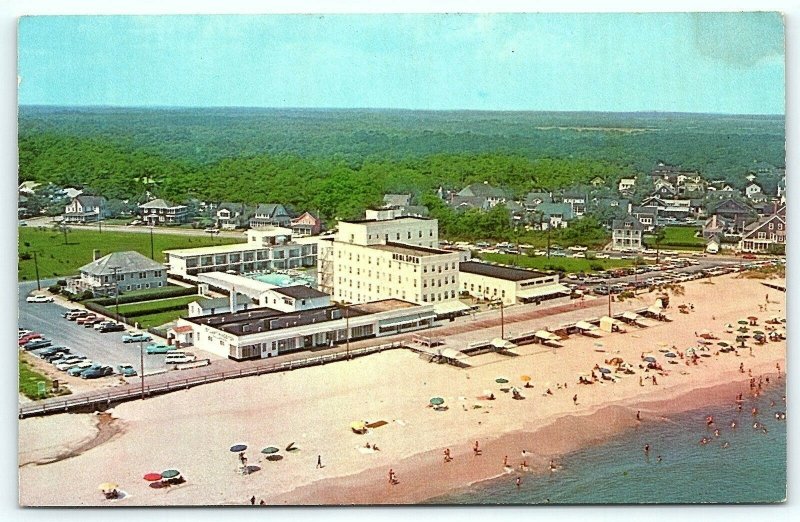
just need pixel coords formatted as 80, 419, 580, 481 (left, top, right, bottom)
250, 271, 317, 288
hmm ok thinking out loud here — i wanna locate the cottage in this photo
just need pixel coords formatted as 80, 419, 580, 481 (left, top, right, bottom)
215, 202, 253, 230
249, 203, 292, 228
67, 251, 167, 297
63, 195, 109, 224
534, 202, 574, 230
450, 182, 508, 209
139, 199, 189, 225
745, 182, 763, 199
708, 199, 757, 234
618, 178, 636, 193
611, 215, 645, 251
631, 206, 658, 232
290, 211, 322, 236
738, 206, 786, 253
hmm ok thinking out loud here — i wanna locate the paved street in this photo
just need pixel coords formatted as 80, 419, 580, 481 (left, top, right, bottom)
19, 280, 174, 375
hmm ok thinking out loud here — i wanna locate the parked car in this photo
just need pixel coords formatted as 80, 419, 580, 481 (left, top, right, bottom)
76, 314, 97, 325
66, 311, 89, 321
38, 346, 70, 359
18, 329, 33, 338
742, 253, 757, 260
22, 338, 52, 350
81, 365, 114, 379
83, 317, 104, 327
18, 333, 42, 345
26, 294, 54, 303
122, 332, 152, 344
62, 308, 82, 318
117, 364, 138, 377
99, 322, 126, 333
164, 352, 196, 365
67, 361, 95, 376
146, 343, 177, 354
55, 356, 87, 371
94, 321, 115, 330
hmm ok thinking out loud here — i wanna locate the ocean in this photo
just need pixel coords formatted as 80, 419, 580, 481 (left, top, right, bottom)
428, 381, 786, 505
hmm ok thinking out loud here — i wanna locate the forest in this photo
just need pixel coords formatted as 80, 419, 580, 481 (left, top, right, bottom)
18, 106, 785, 221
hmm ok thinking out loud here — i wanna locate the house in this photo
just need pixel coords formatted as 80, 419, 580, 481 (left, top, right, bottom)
398, 205, 430, 218
67, 250, 167, 297
738, 207, 786, 253
703, 215, 729, 240
618, 178, 636, 193
676, 175, 706, 195
611, 215, 644, 251
706, 237, 721, 254
249, 203, 292, 228
187, 292, 254, 317
558, 191, 587, 217
290, 211, 322, 236
590, 176, 606, 187
215, 202, 253, 230
652, 179, 678, 199
745, 182, 763, 199
534, 202, 574, 230
631, 206, 658, 232
708, 199, 757, 234
523, 191, 553, 211
450, 182, 508, 209
689, 198, 706, 218
63, 195, 109, 224
650, 162, 701, 184
383, 194, 411, 207
139, 198, 189, 226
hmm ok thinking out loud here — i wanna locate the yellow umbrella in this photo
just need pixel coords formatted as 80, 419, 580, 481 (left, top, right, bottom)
98, 482, 118, 491
520, 375, 532, 382
350, 421, 366, 433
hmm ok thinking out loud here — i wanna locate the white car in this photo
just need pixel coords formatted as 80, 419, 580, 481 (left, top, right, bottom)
26, 295, 54, 303
55, 357, 87, 371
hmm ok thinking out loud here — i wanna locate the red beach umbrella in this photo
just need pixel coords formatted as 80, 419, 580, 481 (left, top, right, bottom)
143, 473, 162, 482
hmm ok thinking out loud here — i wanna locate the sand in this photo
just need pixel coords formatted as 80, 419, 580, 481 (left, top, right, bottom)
17, 274, 786, 506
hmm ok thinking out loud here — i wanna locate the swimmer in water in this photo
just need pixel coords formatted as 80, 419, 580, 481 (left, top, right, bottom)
714, 428, 721, 437
644, 444, 650, 454
730, 421, 737, 429
722, 442, 730, 449
549, 460, 557, 472
656, 455, 662, 463
699, 437, 709, 445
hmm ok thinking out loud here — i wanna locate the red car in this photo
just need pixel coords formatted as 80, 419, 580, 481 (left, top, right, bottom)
742, 254, 757, 260
18, 333, 42, 346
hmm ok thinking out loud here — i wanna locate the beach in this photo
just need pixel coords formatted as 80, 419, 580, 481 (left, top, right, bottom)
18, 273, 786, 506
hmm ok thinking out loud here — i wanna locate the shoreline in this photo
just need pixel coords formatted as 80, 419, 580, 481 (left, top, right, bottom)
271, 369, 780, 505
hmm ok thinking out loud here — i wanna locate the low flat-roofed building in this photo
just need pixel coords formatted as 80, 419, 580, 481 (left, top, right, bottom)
178, 298, 434, 360
261, 285, 331, 312
459, 260, 569, 306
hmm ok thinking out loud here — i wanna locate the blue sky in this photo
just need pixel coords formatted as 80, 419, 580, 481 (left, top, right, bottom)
17, 12, 785, 114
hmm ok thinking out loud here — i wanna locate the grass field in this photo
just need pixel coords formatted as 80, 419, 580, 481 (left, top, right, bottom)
19, 352, 70, 400
645, 226, 704, 250
109, 295, 201, 328
478, 252, 636, 273
18, 227, 243, 281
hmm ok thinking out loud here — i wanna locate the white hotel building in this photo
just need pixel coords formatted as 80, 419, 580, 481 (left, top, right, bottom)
164, 227, 318, 280
318, 210, 466, 313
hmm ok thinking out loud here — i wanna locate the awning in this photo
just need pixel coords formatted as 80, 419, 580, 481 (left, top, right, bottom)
622, 311, 640, 321
534, 330, 560, 341
433, 300, 472, 316
491, 338, 517, 349
575, 321, 598, 331
647, 305, 663, 315
379, 313, 434, 328
517, 284, 571, 300
439, 348, 470, 361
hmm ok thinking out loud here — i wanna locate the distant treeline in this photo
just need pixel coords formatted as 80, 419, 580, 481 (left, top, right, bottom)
19, 107, 785, 220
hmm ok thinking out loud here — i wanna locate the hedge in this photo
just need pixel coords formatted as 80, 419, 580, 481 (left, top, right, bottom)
118, 302, 192, 319
90, 285, 196, 306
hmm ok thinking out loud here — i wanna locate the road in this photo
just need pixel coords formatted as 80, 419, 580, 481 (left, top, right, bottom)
19, 280, 173, 375
22, 217, 246, 239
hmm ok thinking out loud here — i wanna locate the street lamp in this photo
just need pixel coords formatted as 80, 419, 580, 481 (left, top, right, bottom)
345, 304, 350, 359
139, 340, 146, 400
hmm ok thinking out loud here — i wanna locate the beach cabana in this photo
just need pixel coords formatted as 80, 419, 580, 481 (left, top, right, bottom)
642, 305, 669, 321
436, 348, 472, 367
599, 316, 625, 333
491, 338, 517, 350
534, 330, 562, 347
575, 321, 603, 337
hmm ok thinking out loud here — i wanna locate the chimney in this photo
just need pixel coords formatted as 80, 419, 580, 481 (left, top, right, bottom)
93, 249, 101, 261
230, 286, 237, 312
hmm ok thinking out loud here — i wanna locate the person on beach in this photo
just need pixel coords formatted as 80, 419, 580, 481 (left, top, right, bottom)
443, 448, 452, 463
519, 460, 529, 471
549, 460, 557, 472
573, 394, 578, 406
388, 469, 397, 484
516, 477, 521, 488
652, 375, 658, 386
503, 455, 509, 468
739, 363, 745, 374
250, 496, 255, 505
317, 455, 322, 469
776, 363, 781, 378
259, 500, 265, 506
473, 441, 482, 456
636, 410, 641, 421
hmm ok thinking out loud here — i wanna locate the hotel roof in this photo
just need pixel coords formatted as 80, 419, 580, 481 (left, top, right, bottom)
271, 285, 329, 300
341, 216, 431, 224
459, 261, 550, 281
371, 241, 453, 257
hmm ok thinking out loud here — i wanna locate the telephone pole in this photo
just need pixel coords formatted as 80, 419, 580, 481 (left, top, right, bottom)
32, 251, 41, 291
110, 266, 121, 321
149, 227, 155, 260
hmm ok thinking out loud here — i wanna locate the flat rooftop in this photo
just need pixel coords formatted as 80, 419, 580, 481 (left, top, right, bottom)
459, 261, 550, 281
186, 298, 420, 336
341, 216, 431, 224
272, 285, 329, 300
164, 242, 257, 257
372, 241, 452, 257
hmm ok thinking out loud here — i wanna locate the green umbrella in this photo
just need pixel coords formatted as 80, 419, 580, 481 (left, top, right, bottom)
430, 397, 445, 406
738, 320, 749, 325
717, 342, 729, 347
161, 469, 180, 479
753, 330, 765, 335
261, 447, 280, 455
495, 378, 509, 384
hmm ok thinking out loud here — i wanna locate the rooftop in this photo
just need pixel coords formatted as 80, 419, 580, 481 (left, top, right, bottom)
371, 241, 453, 257
459, 261, 550, 282
341, 216, 431, 224
79, 251, 165, 276
348, 299, 418, 314
271, 285, 329, 300
164, 241, 261, 257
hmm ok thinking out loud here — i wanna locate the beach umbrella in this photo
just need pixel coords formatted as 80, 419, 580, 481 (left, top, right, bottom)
698, 340, 711, 345
98, 482, 118, 491
643, 356, 656, 363
520, 375, 532, 382
753, 330, 765, 335
717, 342, 729, 347
161, 470, 181, 479
738, 320, 748, 325
598, 367, 612, 374
665, 352, 677, 358
495, 378, 509, 384
738, 327, 749, 333
748, 316, 758, 321
430, 397, 445, 406
350, 421, 367, 433
261, 446, 280, 454
143, 473, 162, 482
229, 444, 247, 453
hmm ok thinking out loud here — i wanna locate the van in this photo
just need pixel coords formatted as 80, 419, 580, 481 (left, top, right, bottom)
165, 352, 196, 365
65, 311, 88, 321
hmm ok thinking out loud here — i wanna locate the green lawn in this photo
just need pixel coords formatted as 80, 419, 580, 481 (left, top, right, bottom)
18, 227, 243, 281
478, 252, 637, 273
645, 226, 704, 250
124, 310, 193, 329
19, 353, 70, 400
116, 295, 201, 315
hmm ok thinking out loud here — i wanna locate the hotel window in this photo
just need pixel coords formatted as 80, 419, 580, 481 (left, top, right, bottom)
413, 280, 417, 287
418, 230, 422, 238
778, 223, 784, 230
769, 223, 774, 230
408, 231, 411, 239
396, 233, 400, 240
429, 230, 433, 237
422, 294, 428, 302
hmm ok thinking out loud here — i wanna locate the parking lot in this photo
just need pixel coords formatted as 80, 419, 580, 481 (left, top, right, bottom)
19, 279, 178, 378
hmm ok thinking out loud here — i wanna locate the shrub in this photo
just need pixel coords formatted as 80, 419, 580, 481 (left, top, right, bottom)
78, 290, 94, 301
56, 279, 67, 286
589, 262, 604, 271
47, 284, 61, 295
19, 252, 32, 261
91, 285, 196, 306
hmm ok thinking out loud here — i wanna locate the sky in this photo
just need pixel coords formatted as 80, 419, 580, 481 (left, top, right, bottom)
17, 12, 785, 114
